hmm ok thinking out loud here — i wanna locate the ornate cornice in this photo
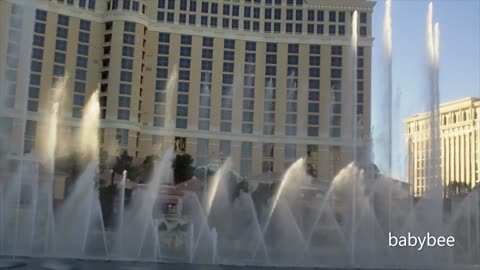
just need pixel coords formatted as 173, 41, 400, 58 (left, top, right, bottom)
37, 0, 374, 46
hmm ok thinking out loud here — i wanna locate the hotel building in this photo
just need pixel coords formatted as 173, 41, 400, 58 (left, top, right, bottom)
405, 97, 480, 197
0, 0, 374, 182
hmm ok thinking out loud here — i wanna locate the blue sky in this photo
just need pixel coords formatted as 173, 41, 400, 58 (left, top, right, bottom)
370, 0, 480, 180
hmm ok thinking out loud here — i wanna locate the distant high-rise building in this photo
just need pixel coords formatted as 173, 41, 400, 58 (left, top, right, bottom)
0, 0, 374, 181
405, 97, 480, 197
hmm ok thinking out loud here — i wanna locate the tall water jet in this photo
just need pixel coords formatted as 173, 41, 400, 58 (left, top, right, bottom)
32, 77, 67, 255
382, 0, 394, 234
116, 170, 127, 232
43, 77, 67, 170
264, 158, 307, 232
53, 90, 108, 257
383, 0, 393, 174
263, 79, 275, 136
425, 2, 442, 196
205, 157, 233, 216
165, 65, 178, 131
350, 10, 359, 266
112, 146, 174, 260
0, 0, 36, 260
79, 90, 100, 160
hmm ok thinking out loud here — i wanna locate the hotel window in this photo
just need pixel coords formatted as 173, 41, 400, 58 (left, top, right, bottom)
274, 8, 281, 19
24, 120, 37, 154
34, 23, 46, 34
262, 143, 274, 173
264, 43, 277, 135
157, 12, 165, 21
176, 35, 191, 129
360, 12, 367, 23
296, 10, 302, 20
53, 65, 65, 76
58, 15, 69, 26
317, 10, 324, 21
307, 144, 319, 176
211, 3, 218, 14
330, 45, 343, 138
56, 28, 68, 39
154, 33, 170, 127
198, 37, 213, 130
210, 17, 217, 27
219, 140, 231, 157
223, 4, 230, 15
124, 21, 136, 33
166, 12, 174, 22
356, 46, 365, 137
307, 45, 321, 137
240, 142, 252, 176
329, 11, 336, 22
285, 144, 296, 168
179, 14, 186, 24
307, 24, 314, 34
87, 0, 96, 9
167, 0, 175, 9
184, 14, 193, 24
78, 44, 89, 56
36, 9, 47, 21
220, 39, 235, 132
242, 41, 256, 134
158, 0, 165, 8
285, 44, 299, 136
190, 0, 197, 12
116, 129, 129, 150
180, 0, 187, 10
28, 10, 47, 112
196, 139, 209, 166
123, 0, 130, 10
308, 10, 314, 21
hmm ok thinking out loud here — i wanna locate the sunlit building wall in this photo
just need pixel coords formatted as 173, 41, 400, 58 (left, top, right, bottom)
405, 97, 480, 197
0, 0, 374, 182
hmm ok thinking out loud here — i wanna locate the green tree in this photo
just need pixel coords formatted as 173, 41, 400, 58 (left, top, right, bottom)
445, 181, 472, 198
55, 153, 85, 195
137, 154, 160, 183
172, 153, 195, 185
112, 151, 137, 180
231, 179, 249, 201
98, 149, 109, 174
99, 184, 117, 228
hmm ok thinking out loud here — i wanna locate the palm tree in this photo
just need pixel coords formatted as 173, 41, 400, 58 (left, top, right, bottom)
172, 153, 195, 185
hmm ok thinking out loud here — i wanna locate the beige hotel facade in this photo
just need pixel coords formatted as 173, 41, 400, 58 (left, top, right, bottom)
0, 0, 374, 182
405, 97, 480, 197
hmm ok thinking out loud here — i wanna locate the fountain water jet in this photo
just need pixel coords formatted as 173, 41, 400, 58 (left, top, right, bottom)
205, 157, 233, 216
32, 76, 68, 255
164, 66, 178, 131
112, 146, 174, 261
382, 0, 393, 175
350, 10, 359, 266
53, 90, 108, 257
79, 90, 100, 160
264, 158, 307, 230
